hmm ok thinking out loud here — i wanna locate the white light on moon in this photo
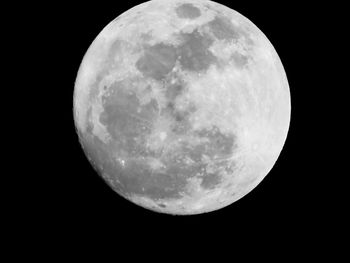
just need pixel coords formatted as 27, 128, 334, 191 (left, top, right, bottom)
73, 0, 291, 215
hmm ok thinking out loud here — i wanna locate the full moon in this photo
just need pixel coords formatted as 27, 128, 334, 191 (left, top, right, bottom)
73, 0, 291, 215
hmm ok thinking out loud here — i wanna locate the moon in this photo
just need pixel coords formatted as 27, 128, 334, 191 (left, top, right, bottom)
73, 0, 291, 215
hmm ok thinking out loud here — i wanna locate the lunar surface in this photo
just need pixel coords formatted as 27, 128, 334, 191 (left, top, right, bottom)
73, 0, 290, 215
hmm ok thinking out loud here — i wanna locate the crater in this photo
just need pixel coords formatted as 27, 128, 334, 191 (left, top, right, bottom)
175, 3, 201, 19
207, 15, 240, 41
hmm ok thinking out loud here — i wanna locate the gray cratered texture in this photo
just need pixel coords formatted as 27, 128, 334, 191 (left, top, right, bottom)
73, 0, 290, 215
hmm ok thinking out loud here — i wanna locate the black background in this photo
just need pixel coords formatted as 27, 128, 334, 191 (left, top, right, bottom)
16, 0, 332, 248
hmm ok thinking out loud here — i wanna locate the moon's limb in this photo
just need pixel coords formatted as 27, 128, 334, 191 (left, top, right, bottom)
74, 0, 290, 215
